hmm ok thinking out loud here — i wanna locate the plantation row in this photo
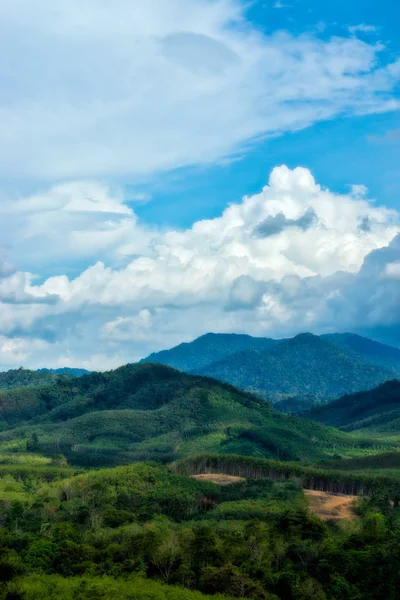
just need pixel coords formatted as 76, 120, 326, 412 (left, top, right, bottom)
172, 453, 400, 500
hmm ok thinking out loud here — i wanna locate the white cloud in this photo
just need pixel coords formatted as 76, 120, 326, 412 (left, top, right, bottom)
0, 0, 398, 183
0, 166, 399, 369
349, 184, 369, 198
349, 24, 378, 35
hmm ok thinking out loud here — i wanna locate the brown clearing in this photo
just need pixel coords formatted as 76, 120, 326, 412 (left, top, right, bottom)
305, 489, 359, 521
191, 473, 359, 520
191, 473, 245, 485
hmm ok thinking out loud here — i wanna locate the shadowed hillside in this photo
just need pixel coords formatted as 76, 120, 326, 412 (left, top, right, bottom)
305, 379, 400, 432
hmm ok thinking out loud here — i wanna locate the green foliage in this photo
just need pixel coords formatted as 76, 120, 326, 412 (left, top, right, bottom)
0, 460, 398, 599
0, 369, 67, 392
198, 334, 394, 400
7, 575, 235, 600
141, 332, 279, 372
321, 332, 400, 374
306, 379, 400, 431
173, 453, 400, 500
0, 363, 395, 468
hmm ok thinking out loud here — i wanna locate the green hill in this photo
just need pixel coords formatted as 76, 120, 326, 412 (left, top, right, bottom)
306, 379, 400, 432
38, 367, 90, 376
0, 368, 70, 390
197, 333, 393, 400
141, 332, 279, 372
0, 362, 391, 467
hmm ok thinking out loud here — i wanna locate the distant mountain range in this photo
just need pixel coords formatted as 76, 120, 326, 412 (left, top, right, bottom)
142, 331, 400, 403
142, 332, 279, 372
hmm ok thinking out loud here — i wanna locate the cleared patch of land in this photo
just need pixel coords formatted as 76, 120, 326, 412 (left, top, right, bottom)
191, 473, 245, 485
305, 489, 359, 521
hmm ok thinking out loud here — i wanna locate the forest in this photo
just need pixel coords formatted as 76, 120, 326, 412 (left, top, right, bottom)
0, 359, 398, 599
0, 459, 399, 599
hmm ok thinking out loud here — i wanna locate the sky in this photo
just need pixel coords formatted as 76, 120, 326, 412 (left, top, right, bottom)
0, 0, 399, 370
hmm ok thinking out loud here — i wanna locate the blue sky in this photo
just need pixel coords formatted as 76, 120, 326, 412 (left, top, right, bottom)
136, 0, 400, 226
0, 0, 399, 369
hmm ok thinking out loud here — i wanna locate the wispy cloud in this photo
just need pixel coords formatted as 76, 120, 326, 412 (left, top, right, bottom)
349, 24, 378, 35
0, 1, 398, 183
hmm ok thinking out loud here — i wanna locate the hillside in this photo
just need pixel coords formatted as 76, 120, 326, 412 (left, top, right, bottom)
306, 379, 400, 431
322, 332, 400, 374
0, 362, 390, 467
141, 332, 279, 371
0, 368, 68, 390
197, 333, 394, 399
38, 367, 90, 376
2, 457, 399, 600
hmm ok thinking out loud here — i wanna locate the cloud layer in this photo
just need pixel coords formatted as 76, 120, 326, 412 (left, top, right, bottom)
0, 166, 399, 369
0, 0, 399, 182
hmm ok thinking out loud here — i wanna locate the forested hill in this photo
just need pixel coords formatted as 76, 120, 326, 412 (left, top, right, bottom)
0, 368, 67, 390
0, 362, 386, 467
141, 332, 279, 372
38, 367, 90, 376
0, 367, 89, 391
322, 332, 400, 374
305, 379, 400, 431
142, 331, 400, 375
197, 333, 394, 399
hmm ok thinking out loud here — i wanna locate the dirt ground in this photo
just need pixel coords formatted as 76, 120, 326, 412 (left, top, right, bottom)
191, 474, 359, 520
191, 473, 245, 485
305, 489, 359, 521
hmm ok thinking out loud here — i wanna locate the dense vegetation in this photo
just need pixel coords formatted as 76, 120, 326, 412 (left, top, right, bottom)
306, 380, 400, 431
173, 453, 400, 499
321, 333, 400, 374
0, 363, 396, 467
1, 350, 400, 598
142, 332, 400, 405
197, 334, 393, 400
0, 369, 67, 391
0, 458, 398, 599
38, 368, 90, 377
142, 333, 279, 373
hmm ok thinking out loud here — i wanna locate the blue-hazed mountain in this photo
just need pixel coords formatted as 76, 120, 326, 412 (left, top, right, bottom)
141, 332, 280, 372
142, 332, 400, 403
321, 333, 400, 374
194, 334, 396, 400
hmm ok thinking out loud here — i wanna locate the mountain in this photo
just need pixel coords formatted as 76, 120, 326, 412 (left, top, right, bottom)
141, 332, 279, 372
197, 333, 394, 400
322, 332, 400, 374
0, 362, 388, 467
38, 367, 90, 376
305, 379, 400, 432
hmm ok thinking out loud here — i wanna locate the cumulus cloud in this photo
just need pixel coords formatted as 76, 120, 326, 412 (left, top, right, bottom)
0, 166, 399, 368
0, 0, 399, 183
